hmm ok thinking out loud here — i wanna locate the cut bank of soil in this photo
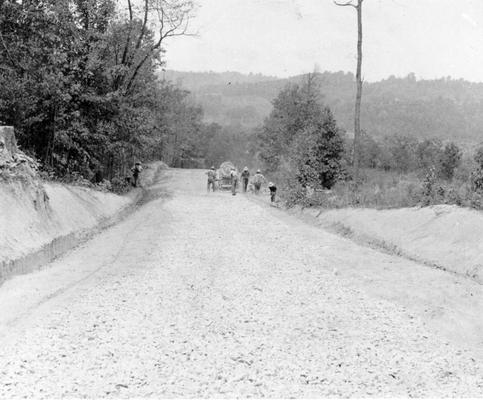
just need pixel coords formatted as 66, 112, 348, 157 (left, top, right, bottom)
0, 162, 165, 284
293, 205, 483, 283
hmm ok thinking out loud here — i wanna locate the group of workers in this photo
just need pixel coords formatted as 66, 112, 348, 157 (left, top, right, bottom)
128, 162, 278, 203
206, 165, 277, 203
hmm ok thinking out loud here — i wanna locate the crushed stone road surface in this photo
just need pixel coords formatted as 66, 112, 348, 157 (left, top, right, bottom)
1, 169, 482, 398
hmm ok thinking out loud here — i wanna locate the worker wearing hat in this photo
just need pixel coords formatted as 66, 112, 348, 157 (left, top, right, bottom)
206, 165, 217, 192
130, 161, 143, 187
268, 181, 277, 203
240, 166, 250, 193
230, 167, 238, 196
252, 169, 265, 194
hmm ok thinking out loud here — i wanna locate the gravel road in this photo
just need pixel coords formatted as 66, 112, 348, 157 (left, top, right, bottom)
1, 168, 482, 398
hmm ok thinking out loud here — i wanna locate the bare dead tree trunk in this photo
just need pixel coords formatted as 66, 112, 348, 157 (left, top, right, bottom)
334, 0, 363, 184
354, 0, 363, 183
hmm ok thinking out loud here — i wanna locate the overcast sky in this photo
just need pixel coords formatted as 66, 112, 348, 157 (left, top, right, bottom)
163, 0, 483, 82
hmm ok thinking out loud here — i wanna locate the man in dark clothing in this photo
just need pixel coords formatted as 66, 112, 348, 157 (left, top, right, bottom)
241, 167, 250, 192
131, 162, 143, 187
268, 182, 277, 203
206, 166, 217, 192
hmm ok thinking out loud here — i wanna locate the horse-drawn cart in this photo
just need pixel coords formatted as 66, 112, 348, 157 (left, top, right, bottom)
217, 161, 237, 191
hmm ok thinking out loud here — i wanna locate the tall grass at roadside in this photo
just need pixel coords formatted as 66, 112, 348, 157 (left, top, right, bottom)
318, 170, 422, 209
272, 167, 483, 210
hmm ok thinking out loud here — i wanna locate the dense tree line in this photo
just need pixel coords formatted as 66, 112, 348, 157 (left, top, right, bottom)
356, 133, 462, 180
0, 0, 209, 181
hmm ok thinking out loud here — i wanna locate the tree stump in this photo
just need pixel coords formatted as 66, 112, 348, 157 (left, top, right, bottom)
0, 126, 17, 166
0, 126, 18, 155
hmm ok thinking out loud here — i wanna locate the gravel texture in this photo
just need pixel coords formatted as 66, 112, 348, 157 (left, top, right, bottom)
0, 169, 482, 398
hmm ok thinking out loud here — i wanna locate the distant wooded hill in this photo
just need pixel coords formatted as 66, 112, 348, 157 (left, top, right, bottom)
164, 70, 483, 145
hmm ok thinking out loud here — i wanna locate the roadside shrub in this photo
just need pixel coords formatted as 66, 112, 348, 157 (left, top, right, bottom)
276, 169, 424, 209
110, 177, 131, 194
283, 184, 310, 208
95, 179, 112, 192
474, 147, 483, 169
38, 168, 57, 181
421, 167, 437, 197
416, 139, 443, 171
469, 146, 483, 198
358, 130, 381, 168
453, 155, 473, 182
289, 109, 345, 190
422, 174, 450, 205
384, 135, 418, 173
438, 142, 462, 180
468, 191, 483, 209
471, 168, 483, 193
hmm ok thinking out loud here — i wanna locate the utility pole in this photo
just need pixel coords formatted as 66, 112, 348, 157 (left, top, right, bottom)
334, 0, 363, 184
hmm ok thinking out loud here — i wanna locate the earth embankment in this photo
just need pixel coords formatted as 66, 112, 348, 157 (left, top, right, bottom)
0, 162, 165, 283
292, 205, 483, 283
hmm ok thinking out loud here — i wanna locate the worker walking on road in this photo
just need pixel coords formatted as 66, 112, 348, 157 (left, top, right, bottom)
206, 166, 217, 192
131, 161, 143, 187
230, 167, 238, 196
252, 169, 266, 194
241, 167, 250, 192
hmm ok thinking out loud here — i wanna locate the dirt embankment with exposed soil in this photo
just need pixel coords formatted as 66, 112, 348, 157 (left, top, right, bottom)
291, 204, 483, 283
0, 143, 166, 283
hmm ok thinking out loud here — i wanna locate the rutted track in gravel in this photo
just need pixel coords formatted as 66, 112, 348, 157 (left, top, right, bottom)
0, 168, 482, 398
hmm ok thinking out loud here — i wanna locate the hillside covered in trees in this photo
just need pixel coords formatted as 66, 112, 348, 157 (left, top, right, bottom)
167, 70, 483, 146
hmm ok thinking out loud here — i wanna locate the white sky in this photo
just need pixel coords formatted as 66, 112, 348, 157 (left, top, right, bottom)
163, 0, 483, 82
